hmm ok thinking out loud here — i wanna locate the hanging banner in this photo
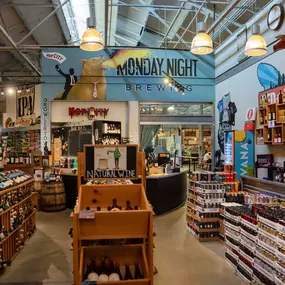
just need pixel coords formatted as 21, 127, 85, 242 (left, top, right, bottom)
17, 87, 35, 118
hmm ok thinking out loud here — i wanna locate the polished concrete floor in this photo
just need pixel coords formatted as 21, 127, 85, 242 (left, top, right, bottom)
0, 207, 244, 285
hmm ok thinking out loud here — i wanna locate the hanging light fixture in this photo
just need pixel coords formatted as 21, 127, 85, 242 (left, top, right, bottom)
80, 17, 104, 51
191, 22, 213, 55
244, 24, 267, 57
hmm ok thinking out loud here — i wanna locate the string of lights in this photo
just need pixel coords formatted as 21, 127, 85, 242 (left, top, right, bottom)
0, 84, 34, 96
163, 72, 185, 95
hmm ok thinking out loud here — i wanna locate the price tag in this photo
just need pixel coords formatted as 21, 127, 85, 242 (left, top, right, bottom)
79, 210, 95, 219
268, 120, 275, 128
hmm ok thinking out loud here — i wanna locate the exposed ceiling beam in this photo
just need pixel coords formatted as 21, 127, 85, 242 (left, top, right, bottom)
159, 2, 186, 47
111, 2, 194, 11
137, 0, 191, 49
181, 0, 242, 28
207, 0, 242, 34
0, 24, 41, 76
173, 3, 204, 48
17, 0, 70, 45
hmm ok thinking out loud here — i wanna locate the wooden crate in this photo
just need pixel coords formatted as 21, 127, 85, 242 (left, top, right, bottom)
80, 245, 150, 285
78, 184, 151, 240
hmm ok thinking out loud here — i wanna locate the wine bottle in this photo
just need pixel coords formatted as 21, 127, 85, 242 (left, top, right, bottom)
115, 263, 123, 280
124, 263, 133, 280
108, 260, 120, 281
278, 132, 282, 143
125, 200, 134, 210
109, 198, 122, 211
98, 258, 109, 282
84, 257, 94, 279
109, 260, 116, 273
273, 108, 276, 120
279, 91, 283, 104
268, 109, 272, 120
134, 262, 144, 279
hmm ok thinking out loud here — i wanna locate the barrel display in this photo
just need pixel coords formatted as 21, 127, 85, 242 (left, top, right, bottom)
41, 182, 66, 212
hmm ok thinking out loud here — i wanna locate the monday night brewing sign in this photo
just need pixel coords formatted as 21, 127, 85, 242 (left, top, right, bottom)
115, 57, 198, 93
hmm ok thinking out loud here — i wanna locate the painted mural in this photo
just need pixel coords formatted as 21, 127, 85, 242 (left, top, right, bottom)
217, 93, 237, 154
41, 48, 215, 102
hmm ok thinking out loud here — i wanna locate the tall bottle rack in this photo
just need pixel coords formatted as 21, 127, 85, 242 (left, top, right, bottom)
0, 175, 36, 273
72, 151, 153, 285
187, 174, 226, 242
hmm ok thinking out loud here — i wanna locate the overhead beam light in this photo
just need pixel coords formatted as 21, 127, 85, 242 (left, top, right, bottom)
80, 17, 104, 51
163, 72, 185, 95
7, 87, 14, 94
245, 24, 267, 57
191, 22, 213, 55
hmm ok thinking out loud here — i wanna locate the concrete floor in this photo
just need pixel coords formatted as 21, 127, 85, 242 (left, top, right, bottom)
0, 207, 244, 285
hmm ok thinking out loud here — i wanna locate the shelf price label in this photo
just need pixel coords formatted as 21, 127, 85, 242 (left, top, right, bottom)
79, 210, 95, 219
268, 120, 275, 128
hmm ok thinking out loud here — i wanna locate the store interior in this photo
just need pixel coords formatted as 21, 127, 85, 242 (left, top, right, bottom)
1, 1, 285, 285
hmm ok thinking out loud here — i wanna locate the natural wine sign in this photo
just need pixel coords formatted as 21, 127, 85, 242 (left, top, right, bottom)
84, 145, 138, 180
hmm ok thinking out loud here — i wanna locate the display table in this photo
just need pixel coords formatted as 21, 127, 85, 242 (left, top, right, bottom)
146, 170, 187, 216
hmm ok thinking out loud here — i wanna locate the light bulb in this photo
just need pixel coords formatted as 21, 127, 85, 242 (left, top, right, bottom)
175, 87, 179, 92
0, 91, 4, 96
164, 77, 170, 84
7, 87, 13, 94
168, 82, 172, 87
17, 89, 22, 94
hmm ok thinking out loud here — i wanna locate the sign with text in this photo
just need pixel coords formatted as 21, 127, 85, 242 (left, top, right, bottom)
69, 107, 109, 119
84, 144, 138, 180
17, 87, 35, 118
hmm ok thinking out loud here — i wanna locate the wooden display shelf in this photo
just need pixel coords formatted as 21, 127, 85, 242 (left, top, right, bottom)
73, 151, 153, 285
0, 192, 35, 217
79, 245, 150, 285
78, 184, 151, 240
0, 178, 33, 195
187, 219, 219, 233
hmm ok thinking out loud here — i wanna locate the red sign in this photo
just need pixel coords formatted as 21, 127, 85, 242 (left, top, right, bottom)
69, 107, 109, 119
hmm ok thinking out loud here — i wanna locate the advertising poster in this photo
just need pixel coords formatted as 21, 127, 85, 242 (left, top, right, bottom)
234, 130, 255, 180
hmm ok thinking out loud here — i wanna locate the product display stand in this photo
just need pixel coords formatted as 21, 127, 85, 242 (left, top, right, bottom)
0, 176, 36, 272
187, 173, 226, 242
73, 149, 153, 285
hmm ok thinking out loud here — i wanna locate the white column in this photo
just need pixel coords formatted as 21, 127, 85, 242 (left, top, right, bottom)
128, 101, 140, 144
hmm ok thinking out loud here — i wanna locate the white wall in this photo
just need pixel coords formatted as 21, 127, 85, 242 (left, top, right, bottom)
216, 49, 285, 166
51, 101, 129, 137
215, 0, 285, 77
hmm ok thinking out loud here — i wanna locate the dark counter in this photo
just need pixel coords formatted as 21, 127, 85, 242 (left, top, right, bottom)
145, 171, 187, 216
61, 174, 78, 209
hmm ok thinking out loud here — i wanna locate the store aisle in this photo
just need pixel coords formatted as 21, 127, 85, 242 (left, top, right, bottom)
154, 207, 243, 285
0, 210, 73, 285
0, 208, 243, 285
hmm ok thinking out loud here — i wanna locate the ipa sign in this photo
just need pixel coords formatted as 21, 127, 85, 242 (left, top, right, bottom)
84, 145, 138, 180
17, 87, 35, 118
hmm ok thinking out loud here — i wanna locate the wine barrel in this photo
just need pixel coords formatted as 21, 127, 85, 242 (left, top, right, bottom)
41, 182, 66, 212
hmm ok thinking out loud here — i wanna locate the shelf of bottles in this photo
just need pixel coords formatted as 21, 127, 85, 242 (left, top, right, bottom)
93, 120, 122, 145
1, 129, 40, 165
223, 203, 285, 285
0, 170, 36, 274
73, 178, 153, 284
256, 91, 285, 146
187, 172, 227, 242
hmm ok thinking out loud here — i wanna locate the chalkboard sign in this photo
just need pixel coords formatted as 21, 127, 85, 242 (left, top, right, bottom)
84, 145, 138, 180
68, 130, 80, 156
79, 126, 92, 152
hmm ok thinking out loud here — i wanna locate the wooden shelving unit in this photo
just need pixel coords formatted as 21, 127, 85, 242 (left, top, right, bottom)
72, 151, 153, 285
0, 177, 36, 272
256, 101, 285, 145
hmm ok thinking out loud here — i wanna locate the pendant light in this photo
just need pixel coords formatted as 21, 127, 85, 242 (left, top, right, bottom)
244, 24, 267, 57
191, 22, 213, 55
80, 17, 104, 51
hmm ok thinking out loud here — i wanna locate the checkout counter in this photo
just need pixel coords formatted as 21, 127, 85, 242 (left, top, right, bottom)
145, 170, 187, 216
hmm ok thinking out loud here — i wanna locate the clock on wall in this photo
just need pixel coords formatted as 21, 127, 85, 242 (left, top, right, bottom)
267, 4, 284, 31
